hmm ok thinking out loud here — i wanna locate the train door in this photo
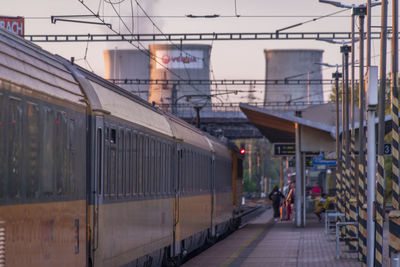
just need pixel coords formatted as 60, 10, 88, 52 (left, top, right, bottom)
89, 116, 104, 266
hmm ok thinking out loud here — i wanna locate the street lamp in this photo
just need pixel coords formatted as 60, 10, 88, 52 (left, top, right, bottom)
319, 0, 380, 8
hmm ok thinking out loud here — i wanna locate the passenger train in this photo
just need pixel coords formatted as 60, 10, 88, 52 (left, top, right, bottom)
0, 28, 243, 266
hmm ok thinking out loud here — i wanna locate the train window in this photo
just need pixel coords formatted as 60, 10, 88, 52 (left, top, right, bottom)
195, 152, 199, 192
110, 133, 117, 197
125, 130, 131, 197
144, 137, 150, 195
104, 127, 110, 197
184, 149, 188, 193
111, 129, 116, 144
156, 140, 159, 194
160, 142, 165, 194
7, 97, 23, 199
138, 134, 143, 196
153, 140, 157, 194
97, 128, 103, 195
167, 144, 172, 194
165, 143, 169, 194
41, 106, 55, 197
192, 151, 195, 192
55, 111, 68, 196
25, 103, 40, 199
165, 144, 170, 194
190, 150, 193, 192
105, 127, 109, 140
118, 129, 125, 197
149, 139, 154, 195
68, 118, 76, 196
156, 140, 161, 194
180, 149, 184, 193
8, 98, 23, 198
158, 142, 162, 194
157, 141, 162, 195
132, 133, 137, 196
0, 94, 4, 199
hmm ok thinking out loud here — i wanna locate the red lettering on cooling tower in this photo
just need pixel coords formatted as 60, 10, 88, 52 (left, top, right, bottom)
161, 55, 170, 64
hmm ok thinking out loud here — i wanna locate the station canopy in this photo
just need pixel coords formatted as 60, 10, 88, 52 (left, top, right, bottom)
239, 102, 392, 153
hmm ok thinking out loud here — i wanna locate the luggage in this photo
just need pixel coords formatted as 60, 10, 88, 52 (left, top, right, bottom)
280, 203, 287, 220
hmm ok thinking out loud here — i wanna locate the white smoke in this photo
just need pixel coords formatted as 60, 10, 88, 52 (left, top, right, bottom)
101, 0, 162, 35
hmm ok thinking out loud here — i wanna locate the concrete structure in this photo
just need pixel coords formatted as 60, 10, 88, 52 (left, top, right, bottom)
264, 49, 324, 106
148, 44, 211, 114
104, 49, 150, 101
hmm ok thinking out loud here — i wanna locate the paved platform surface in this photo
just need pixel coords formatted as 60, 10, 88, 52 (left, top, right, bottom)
183, 207, 390, 267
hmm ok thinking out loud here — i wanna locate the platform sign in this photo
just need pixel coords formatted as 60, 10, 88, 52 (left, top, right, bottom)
274, 143, 295, 156
383, 143, 392, 155
273, 143, 320, 156
354, 143, 392, 156
0, 17, 24, 37
289, 156, 313, 167
312, 154, 336, 166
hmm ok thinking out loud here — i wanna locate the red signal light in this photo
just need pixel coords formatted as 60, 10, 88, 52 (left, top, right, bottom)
240, 148, 246, 155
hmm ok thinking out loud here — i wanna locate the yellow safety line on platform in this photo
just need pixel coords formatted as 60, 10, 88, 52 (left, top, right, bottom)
220, 219, 274, 267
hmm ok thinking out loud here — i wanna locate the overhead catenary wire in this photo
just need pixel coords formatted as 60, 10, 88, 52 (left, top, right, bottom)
23, 14, 391, 20
276, 8, 349, 33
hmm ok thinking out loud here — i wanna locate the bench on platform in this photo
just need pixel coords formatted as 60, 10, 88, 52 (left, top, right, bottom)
335, 221, 358, 259
324, 211, 345, 240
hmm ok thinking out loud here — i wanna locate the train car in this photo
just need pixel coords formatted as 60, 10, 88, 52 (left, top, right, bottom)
0, 27, 243, 267
0, 29, 88, 266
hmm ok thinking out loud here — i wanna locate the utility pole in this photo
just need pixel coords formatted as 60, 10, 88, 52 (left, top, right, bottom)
375, 0, 387, 266
341, 44, 351, 240
194, 106, 201, 129
357, 8, 367, 263
348, 10, 358, 252
366, 1, 373, 265
389, 0, 400, 265
333, 71, 343, 214
366, 66, 378, 267
367, 0, 371, 67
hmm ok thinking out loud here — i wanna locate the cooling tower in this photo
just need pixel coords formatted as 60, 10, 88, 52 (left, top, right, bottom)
264, 49, 324, 107
104, 49, 150, 101
148, 44, 211, 114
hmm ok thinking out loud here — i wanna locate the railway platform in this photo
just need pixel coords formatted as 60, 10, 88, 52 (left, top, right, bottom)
183, 206, 390, 267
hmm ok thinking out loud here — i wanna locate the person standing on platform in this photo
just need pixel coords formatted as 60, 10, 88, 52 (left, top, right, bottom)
269, 186, 284, 221
286, 182, 295, 220
311, 182, 322, 198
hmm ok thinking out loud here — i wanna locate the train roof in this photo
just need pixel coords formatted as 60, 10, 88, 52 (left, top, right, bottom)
0, 28, 85, 105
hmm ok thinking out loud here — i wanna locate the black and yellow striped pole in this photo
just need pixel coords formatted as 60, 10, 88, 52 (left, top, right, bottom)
348, 12, 358, 252
375, 1, 387, 266
357, 10, 367, 263
389, 0, 400, 263
341, 45, 351, 226
334, 71, 343, 214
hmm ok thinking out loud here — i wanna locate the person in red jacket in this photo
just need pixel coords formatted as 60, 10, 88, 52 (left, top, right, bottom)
311, 182, 322, 198
286, 182, 295, 220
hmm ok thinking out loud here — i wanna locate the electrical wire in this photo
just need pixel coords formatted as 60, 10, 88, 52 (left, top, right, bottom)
24, 15, 389, 20
104, 0, 127, 4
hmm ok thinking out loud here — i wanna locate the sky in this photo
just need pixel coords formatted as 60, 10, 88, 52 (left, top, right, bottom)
1, 0, 388, 102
